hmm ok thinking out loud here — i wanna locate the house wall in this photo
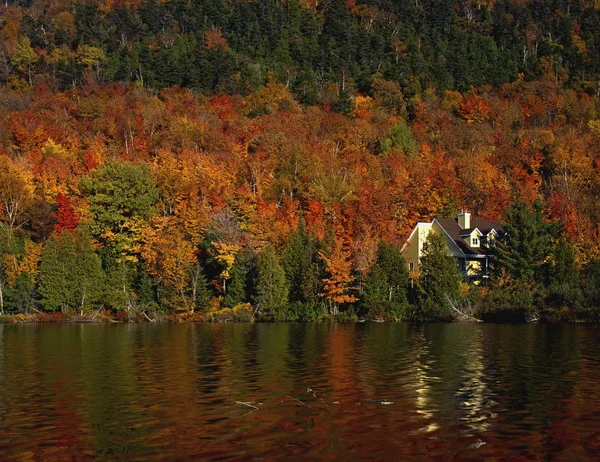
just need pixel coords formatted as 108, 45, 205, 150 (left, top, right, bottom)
402, 223, 431, 274
431, 221, 464, 257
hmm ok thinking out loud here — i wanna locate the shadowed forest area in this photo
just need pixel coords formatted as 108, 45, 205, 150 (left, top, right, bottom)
1, 0, 600, 321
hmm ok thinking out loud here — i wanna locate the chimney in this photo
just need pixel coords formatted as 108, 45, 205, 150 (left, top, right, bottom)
457, 210, 471, 229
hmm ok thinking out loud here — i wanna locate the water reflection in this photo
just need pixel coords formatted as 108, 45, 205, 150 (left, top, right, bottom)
1, 323, 599, 459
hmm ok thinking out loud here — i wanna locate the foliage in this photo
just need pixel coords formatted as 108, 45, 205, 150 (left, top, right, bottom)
254, 244, 289, 321
83, 159, 157, 263
496, 201, 559, 282
361, 241, 408, 319
417, 233, 461, 319
38, 229, 104, 313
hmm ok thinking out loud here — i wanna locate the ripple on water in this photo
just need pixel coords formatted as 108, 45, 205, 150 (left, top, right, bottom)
1, 323, 600, 459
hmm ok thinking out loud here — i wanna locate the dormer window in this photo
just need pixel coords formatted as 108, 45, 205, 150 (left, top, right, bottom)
472, 237, 479, 247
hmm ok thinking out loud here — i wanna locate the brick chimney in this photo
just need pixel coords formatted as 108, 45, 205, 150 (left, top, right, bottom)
457, 210, 471, 229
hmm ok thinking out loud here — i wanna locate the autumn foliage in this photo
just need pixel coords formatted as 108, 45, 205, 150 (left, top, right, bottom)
0, 75, 599, 319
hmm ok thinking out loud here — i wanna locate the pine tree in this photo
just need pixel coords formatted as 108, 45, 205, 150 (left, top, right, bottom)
39, 232, 78, 312
9, 272, 36, 314
193, 266, 211, 312
496, 200, 559, 282
223, 252, 248, 308
546, 238, 582, 309
419, 233, 461, 308
73, 228, 105, 314
361, 240, 408, 319
283, 216, 309, 302
254, 244, 289, 320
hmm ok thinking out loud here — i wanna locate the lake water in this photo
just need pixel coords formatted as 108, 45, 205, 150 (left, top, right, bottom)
1, 323, 600, 459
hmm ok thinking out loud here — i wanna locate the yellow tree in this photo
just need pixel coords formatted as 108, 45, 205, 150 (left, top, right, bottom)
142, 220, 196, 311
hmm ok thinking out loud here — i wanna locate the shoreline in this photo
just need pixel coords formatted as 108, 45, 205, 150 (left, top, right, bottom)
2, 313, 599, 325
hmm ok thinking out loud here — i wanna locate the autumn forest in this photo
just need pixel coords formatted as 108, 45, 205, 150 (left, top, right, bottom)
1, 0, 600, 322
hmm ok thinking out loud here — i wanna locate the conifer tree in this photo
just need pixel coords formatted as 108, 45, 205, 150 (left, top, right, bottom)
546, 238, 582, 309
496, 201, 559, 282
419, 233, 461, 308
193, 266, 211, 312
39, 231, 78, 312
9, 272, 36, 314
223, 252, 248, 308
361, 241, 408, 319
73, 228, 105, 314
254, 244, 289, 320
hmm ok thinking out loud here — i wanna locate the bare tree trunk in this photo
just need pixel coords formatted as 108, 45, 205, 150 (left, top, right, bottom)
0, 280, 4, 315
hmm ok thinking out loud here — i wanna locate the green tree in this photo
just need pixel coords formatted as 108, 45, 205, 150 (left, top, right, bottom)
74, 228, 105, 314
223, 252, 248, 308
582, 259, 600, 310
7, 272, 36, 314
39, 232, 78, 312
418, 233, 461, 313
11, 36, 37, 85
254, 244, 289, 320
192, 265, 211, 312
496, 200, 559, 282
379, 122, 417, 156
545, 238, 582, 310
361, 240, 409, 319
39, 230, 105, 313
82, 159, 157, 263
282, 217, 325, 317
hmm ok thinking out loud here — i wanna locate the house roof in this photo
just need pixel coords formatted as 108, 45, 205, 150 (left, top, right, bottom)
434, 217, 505, 256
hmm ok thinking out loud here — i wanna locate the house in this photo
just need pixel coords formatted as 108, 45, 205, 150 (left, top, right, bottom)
401, 211, 505, 280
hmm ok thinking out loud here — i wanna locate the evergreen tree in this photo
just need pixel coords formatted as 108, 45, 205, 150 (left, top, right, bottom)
192, 265, 211, 312
282, 216, 309, 302
361, 240, 409, 319
419, 233, 461, 309
582, 259, 600, 309
74, 228, 105, 314
39, 232, 78, 312
8, 272, 36, 314
282, 216, 324, 315
546, 238, 582, 310
496, 200, 559, 282
223, 252, 248, 308
254, 244, 289, 320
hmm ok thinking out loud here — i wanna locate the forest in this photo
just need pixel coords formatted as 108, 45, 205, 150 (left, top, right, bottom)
1, 0, 600, 322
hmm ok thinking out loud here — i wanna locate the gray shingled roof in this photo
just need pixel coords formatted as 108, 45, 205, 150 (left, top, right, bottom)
434, 217, 505, 256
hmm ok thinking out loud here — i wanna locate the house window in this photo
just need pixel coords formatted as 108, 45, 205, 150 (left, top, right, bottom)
472, 238, 479, 246
422, 242, 429, 253
409, 262, 414, 271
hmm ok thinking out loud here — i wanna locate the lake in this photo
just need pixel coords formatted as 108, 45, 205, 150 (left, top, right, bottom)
1, 323, 599, 459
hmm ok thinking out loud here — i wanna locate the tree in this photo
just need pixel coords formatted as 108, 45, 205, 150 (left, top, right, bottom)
361, 241, 408, 319
418, 233, 461, 312
282, 216, 322, 307
320, 237, 356, 316
38, 232, 78, 312
8, 272, 36, 314
496, 201, 559, 282
11, 36, 37, 85
83, 159, 157, 263
73, 228, 105, 314
191, 264, 211, 312
254, 244, 289, 320
545, 238, 582, 310
223, 252, 249, 308
54, 193, 79, 234
38, 230, 104, 313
